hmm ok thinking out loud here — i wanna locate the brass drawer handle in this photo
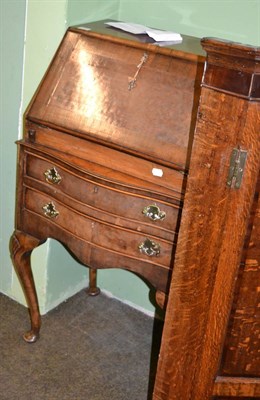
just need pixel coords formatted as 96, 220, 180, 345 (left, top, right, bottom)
142, 205, 166, 221
44, 167, 62, 184
42, 202, 59, 218
138, 238, 160, 257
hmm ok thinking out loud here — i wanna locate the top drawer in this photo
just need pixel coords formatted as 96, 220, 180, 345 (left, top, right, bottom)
25, 123, 185, 201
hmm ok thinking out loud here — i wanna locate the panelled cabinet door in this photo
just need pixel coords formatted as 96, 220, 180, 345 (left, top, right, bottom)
153, 39, 260, 400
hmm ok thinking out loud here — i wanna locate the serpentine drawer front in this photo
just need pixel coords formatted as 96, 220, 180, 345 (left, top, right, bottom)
22, 146, 182, 238
23, 188, 174, 265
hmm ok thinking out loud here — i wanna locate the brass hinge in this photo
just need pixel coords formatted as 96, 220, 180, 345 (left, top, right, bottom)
226, 147, 247, 189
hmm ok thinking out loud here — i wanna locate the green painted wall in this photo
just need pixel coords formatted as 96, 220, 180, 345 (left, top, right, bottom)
118, 0, 260, 46
67, 0, 119, 25
1, 0, 259, 316
0, 0, 27, 293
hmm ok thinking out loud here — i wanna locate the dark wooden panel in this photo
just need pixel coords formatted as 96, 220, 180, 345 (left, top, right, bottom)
203, 64, 252, 97
201, 38, 260, 100
251, 74, 260, 99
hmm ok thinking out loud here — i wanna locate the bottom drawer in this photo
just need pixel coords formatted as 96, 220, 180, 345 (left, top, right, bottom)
21, 187, 174, 292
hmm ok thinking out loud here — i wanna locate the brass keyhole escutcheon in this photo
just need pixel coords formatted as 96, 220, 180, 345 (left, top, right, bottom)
42, 202, 59, 219
44, 167, 62, 185
142, 204, 166, 221
139, 238, 160, 257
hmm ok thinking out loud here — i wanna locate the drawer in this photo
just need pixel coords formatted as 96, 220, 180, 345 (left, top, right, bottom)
23, 188, 174, 269
23, 148, 181, 240
25, 123, 185, 196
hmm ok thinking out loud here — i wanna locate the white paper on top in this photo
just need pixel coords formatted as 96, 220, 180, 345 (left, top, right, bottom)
106, 22, 182, 42
106, 22, 148, 34
146, 28, 182, 42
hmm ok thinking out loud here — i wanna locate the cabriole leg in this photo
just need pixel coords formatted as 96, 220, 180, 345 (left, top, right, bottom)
10, 230, 43, 343
87, 268, 100, 296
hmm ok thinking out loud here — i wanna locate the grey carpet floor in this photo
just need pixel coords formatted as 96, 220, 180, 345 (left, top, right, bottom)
0, 290, 164, 400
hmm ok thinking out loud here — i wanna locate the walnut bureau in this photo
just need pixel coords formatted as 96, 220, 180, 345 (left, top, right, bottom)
10, 20, 259, 400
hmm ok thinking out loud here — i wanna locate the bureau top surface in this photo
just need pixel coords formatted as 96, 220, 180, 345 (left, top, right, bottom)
71, 20, 205, 59
26, 20, 205, 170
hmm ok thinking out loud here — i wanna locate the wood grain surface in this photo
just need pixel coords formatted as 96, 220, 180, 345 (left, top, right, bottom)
153, 38, 260, 400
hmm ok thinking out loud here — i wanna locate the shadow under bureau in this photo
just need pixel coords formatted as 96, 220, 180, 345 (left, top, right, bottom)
10, 20, 259, 400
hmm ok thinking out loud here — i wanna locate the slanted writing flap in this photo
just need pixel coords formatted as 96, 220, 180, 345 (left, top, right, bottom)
27, 28, 203, 169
